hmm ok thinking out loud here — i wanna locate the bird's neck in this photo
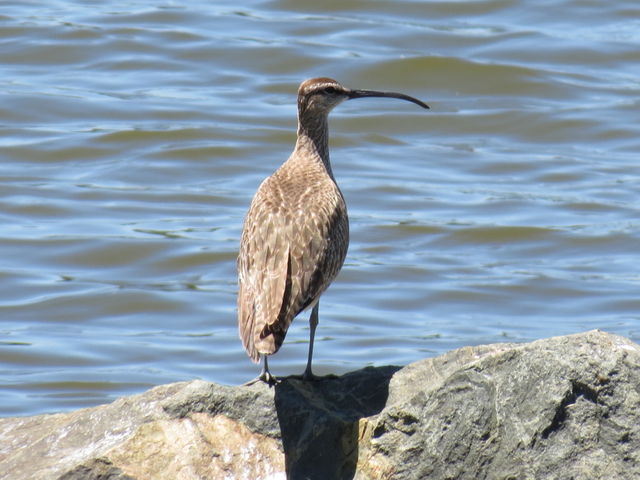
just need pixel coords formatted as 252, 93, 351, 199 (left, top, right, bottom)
294, 113, 333, 178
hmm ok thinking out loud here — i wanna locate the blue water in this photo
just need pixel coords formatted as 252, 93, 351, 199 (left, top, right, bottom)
0, 0, 638, 416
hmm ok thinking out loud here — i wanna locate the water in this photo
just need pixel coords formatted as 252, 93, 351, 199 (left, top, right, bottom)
1, 0, 638, 417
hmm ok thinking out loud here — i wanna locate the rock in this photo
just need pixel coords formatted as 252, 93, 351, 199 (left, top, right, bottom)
1, 330, 638, 480
357, 331, 640, 480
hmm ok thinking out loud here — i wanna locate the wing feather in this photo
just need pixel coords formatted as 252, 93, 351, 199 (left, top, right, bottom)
237, 166, 349, 361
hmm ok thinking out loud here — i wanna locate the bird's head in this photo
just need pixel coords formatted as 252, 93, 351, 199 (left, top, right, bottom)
297, 77, 429, 119
297, 77, 350, 117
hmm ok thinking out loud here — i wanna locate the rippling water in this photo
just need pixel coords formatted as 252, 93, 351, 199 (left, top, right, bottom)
1, 0, 638, 416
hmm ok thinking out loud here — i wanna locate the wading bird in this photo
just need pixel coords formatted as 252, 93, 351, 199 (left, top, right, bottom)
238, 77, 429, 384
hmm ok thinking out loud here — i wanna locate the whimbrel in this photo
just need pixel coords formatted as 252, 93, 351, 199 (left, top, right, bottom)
238, 77, 429, 384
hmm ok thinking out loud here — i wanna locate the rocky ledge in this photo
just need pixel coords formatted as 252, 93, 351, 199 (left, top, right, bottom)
1, 330, 639, 480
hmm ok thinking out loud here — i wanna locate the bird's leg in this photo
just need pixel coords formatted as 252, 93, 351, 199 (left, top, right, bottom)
303, 302, 319, 381
244, 355, 277, 386
259, 355, 277, 386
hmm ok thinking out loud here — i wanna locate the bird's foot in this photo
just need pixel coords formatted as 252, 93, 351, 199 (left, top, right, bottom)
243, 371, 279, 387
261, 370, 279, 386
286, 371, 338, 382
302, 369, 318, 381
303, 368, 339, 381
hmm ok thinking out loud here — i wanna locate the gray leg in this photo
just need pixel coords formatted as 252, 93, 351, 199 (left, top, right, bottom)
259, 355, 277, 385
243, 354, 276, 386
303, 302, 319, 380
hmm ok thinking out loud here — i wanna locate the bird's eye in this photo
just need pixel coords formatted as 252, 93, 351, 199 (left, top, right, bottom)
323, 86, 337, 94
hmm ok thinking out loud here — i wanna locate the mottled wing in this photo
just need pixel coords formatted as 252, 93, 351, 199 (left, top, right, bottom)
237, 172, 349, 361
287, 185, 349, 316
237, 176, 290, 362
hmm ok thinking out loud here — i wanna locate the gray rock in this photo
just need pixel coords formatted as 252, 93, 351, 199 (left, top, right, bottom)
358, 331, 640, 479
0, 330, 638, 480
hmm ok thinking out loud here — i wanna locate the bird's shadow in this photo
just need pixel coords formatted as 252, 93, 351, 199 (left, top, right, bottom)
273, 365, 400, 480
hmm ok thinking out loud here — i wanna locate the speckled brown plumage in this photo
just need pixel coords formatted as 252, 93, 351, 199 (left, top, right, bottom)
237, 77, 428, 382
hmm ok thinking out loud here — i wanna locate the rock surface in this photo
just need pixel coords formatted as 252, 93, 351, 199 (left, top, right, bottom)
1, 330, 639, 480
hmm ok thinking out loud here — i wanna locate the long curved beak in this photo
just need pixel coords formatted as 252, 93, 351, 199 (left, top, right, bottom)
347, 89, 430, 109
